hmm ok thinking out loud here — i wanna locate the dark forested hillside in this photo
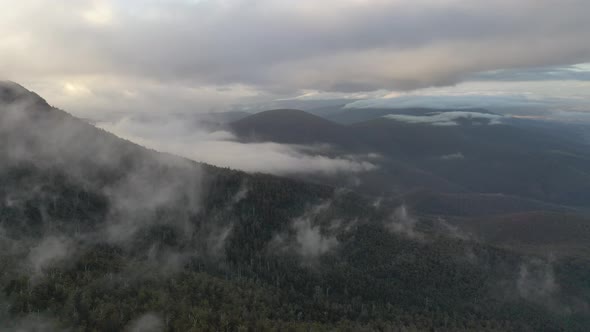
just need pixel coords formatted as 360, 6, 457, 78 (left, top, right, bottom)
230, 109, 355, 146
2, 82, 590, 331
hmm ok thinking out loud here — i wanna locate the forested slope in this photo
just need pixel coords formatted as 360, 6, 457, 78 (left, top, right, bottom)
1, 82, 590, 331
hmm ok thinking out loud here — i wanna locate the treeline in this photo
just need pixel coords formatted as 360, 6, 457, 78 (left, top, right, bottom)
2, 163, 589, 331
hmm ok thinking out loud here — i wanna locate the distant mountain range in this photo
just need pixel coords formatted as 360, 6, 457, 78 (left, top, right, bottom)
228, 108, 590, 209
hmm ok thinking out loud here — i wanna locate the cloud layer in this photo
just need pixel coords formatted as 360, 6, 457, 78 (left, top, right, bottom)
384, 111, 504, 126
2, 0, 590, 114
96, 115, 376, 175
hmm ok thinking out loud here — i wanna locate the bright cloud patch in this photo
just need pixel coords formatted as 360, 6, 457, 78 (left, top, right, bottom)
384, 111, 504, 126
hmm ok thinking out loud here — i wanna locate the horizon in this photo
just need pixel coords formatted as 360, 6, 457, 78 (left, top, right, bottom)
3, 2, 590, 331
1, 0, 590, 122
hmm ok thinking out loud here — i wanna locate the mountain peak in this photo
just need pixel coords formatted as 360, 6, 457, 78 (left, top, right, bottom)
0, 80, 51, 110
230, 109, 350, 144
234, 109, 340, 127
0, 81, 29, 102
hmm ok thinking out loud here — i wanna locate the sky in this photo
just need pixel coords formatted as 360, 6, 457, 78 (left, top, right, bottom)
1, 0, 590, 119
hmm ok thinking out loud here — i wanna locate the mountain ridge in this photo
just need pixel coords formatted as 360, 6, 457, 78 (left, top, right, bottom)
230, 108, 355, 146
2, 83, 590, 331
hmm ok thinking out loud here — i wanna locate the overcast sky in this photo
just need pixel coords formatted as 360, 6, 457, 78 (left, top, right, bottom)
2, 0, 590, 118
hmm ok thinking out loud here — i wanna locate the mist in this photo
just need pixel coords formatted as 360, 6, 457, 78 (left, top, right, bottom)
3, 0, 590, 326
384, 111, 504, 126
384, 205, 422, 240
95, 114, 376, 176
126, 313, 164, 332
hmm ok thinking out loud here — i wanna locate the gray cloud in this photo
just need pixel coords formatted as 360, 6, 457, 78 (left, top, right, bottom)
517, 258, 559, 301
384, 205, 422, 240
2, 0, 590, 114
27, 235, 73, 276
473, 64, 590, 82
270, 202, 339, 261
126, 313, 164, 332
290, 217, 339, 259
102, 156, 202, 244
440, 152, 465, 160
205, 224, 234, 259
346, 94, 558, 110
0, 313, 64, 332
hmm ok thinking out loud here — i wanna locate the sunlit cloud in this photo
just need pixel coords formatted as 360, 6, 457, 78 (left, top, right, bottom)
82, 1, 114, 25
63, 82, 92, 96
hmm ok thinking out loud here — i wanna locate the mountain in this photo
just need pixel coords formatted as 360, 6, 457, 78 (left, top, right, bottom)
230, 109, 354, 146
403, 190, 574, 217
228, 108, 590, 209
448, 211, 590, 258
2, 82, 590, 331
306, 104, 350, 118
228, 109, 469, 196
351, 118, 590, 206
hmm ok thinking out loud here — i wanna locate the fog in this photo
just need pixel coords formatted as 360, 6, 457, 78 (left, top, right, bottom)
2, 1, 590, 329
96, 115, 377, 176
27, 235, 73, 277
384, 111, 504, 126
384, 205, 422, 240
126, 313, 164, 332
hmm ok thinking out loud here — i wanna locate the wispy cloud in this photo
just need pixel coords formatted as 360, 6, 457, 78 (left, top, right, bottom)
384, 111, 504, 126
346, 94, 557, 110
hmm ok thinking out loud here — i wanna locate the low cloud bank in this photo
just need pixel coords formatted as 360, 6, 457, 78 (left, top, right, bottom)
345, 94, 563, 110
384, 111, 504, 126
96, 115, 376, 175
